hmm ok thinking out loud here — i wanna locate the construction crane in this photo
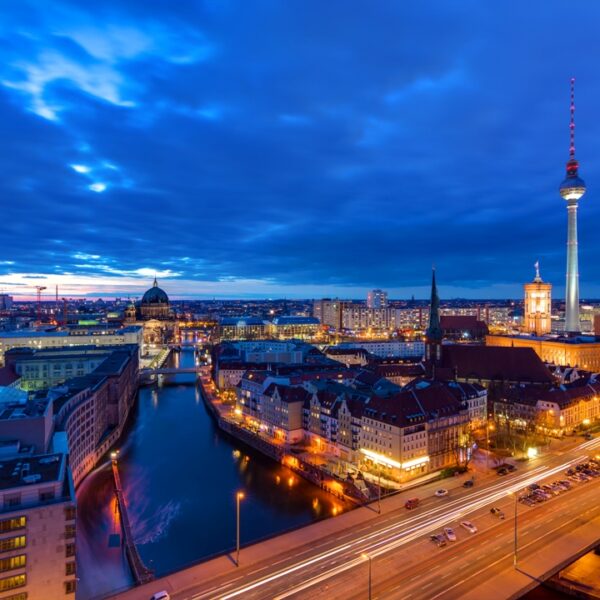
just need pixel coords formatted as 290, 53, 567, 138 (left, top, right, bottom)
35, 286, 47, 325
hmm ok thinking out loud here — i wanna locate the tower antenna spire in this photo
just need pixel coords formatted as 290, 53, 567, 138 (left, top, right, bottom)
569, 77, 576, 159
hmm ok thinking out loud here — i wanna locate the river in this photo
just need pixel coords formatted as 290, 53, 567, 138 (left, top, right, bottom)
76, 349, 349, 599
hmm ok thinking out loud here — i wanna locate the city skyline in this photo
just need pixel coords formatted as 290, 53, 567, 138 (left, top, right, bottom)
1, 2, 600, 300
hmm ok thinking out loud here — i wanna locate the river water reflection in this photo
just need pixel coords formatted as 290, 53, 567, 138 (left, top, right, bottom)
77, 349, 349, 599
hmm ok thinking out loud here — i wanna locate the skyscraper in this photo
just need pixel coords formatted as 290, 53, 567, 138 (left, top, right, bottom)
559, 78, 586, 333
366, 289, 388, 309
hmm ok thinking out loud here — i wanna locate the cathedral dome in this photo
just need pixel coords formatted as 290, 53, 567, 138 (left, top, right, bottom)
141, 278, 169, 305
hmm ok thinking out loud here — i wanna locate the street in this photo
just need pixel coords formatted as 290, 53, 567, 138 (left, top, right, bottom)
114, 436, 600, 600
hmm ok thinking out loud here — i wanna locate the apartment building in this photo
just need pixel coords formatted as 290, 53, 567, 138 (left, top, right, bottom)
0, 453, 77, 598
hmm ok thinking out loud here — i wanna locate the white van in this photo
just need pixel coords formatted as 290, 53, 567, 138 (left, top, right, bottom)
150, 592, 170, 600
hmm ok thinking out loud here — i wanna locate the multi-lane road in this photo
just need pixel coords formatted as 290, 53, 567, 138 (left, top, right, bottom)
116, 436, 600, 600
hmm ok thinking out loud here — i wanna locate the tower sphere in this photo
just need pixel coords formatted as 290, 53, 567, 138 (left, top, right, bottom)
560, 159, 586, 202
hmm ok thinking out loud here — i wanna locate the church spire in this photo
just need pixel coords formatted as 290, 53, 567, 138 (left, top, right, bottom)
153, 276, 158, 288
425, 267, 443, 368
426, 268, 442, 342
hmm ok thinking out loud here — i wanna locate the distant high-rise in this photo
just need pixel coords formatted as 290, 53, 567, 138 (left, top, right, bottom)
0, 294, 12, 310
523, 262, 552, 336
559, 78, 586, 333
367, 289, 388, 309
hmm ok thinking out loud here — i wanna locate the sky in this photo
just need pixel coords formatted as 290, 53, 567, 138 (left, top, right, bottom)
1, 1, 600, 300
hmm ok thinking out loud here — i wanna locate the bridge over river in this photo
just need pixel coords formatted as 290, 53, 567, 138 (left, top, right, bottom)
140, 366, 201, 376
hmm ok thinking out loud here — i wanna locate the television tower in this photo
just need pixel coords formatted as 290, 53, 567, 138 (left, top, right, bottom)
559, 78, 586, 333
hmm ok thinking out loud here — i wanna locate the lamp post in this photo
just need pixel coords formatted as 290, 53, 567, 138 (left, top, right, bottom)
361, 553, 372, 600
236, 491, 245, 566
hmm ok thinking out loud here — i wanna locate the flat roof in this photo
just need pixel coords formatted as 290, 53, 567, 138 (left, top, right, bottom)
490, 334, 600, 345
0, 326, 141, 339
0, 453, 64, 491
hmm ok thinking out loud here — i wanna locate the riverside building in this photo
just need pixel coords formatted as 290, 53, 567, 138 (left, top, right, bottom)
0, 453, 76, 598
0, 325, 143, 365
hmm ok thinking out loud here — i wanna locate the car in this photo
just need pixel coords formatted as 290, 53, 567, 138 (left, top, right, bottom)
490, 507, 505, 519
443, 527, 457, 541
434, 489, 449, 497
460, 520, 477, 534
497, 468, 508, 476
528, 483, 540, 491
150, 593, 171, 600
559, 480, 572, 489
430, 534, 447, 547
506, 464, 517, 472
405, 497, 420, 509
463, 479, 474, 488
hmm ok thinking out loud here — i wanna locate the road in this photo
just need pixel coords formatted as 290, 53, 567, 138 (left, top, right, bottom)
115, 436, 600, 600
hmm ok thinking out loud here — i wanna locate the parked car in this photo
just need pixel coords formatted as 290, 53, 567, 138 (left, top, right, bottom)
490, 507, 505, 519
497, 468, 508, 476
434, 489, 449, 497
150, 593, 171, 600
460, 520, 478, 534
405, 497, 420, 509
443, 527, 457, 542
463, 478, 474, 488
430, 534, 447, 547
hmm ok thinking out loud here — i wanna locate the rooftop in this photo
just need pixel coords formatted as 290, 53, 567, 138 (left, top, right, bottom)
0, 453, 64, 491
0, 326, 141, 338
272, 316, 319, 325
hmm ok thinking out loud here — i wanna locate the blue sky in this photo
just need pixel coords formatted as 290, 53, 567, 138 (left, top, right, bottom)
1, 1, 600, 300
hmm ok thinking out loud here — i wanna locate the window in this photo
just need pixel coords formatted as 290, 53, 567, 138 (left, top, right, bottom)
0, 537, 26, 554
65, 524, 76, 539
0, 592, 27, 600
0, 518, 26, 534
0, 574, 26, 592
65, 543, 75, 558
0, 555, 26, 573
3, 495, 21, 509
65, 507, 76, 521
39, 489, 55, 502
64, 580, 76, 594
65, 562, 76, 576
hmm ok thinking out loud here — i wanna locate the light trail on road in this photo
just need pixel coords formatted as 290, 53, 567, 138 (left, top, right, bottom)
193, 452, 589, 600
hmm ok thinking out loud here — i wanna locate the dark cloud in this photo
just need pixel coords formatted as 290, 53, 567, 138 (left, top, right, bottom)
1, 1, 600, 298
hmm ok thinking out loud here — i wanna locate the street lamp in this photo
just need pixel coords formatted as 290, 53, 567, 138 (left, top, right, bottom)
236, 491, 245, 566
361, 553, 372, 600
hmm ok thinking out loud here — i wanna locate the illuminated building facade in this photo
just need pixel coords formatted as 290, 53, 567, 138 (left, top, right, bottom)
367, 289, 388, 309
270, 316, 320, 339
486, 334, 600, 372
523, 262, 552, 336
0, 454, 76, 598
